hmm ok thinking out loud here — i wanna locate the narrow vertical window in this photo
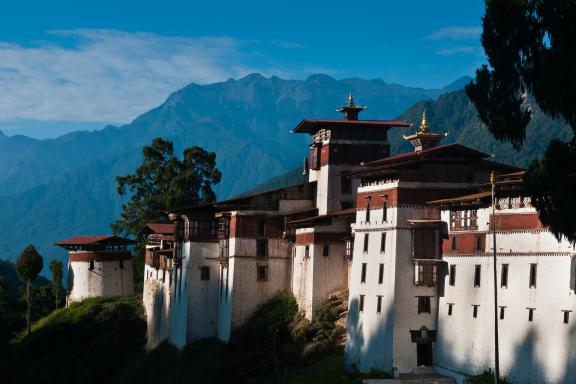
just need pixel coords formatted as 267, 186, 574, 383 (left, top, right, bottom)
200, 266, 210, 281
256, 239, 268, 258
359, 295, 365, 312
380, 232, 386, 253
499, 306, 506, 320
119, 259, 124, 270
563, 311, 570, 324
361, 263, 367, 283
529, 263, 537, 288
365, 201, 371, 222
257, 219, 265, 236
474, 265, 481, 287
451, 236, 457, 251
472, 305, 479, 318
449, 264, 456, 286
476, 236, 482, 251
378, 263, 384, 284
257, 265, 268, 281
305, 245, 310, 258
382, 195, 388, 222
448, 303, 453, 316
345, 239, 352, 259
322, 245, 329, 257
527, 308, 534, 322
376, 295, 382, 314
417, 296, 431, 314
89, 259, 94, 271
501, 264, 509, 288
363, 233, 369, 253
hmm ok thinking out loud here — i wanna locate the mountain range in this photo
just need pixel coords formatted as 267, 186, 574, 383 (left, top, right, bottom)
0, 73, 571, 271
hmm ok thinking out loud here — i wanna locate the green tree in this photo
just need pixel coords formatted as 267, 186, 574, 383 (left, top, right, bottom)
112, 138, 222, 289
49, 259, 63, 310
15, 245, 43, 335
466, 0, 576, 243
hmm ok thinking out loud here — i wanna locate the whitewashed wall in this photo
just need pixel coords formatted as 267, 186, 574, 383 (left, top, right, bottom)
68, 257, 134, 303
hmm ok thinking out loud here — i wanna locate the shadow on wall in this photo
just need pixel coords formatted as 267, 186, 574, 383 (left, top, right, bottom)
346, 296, 395, 373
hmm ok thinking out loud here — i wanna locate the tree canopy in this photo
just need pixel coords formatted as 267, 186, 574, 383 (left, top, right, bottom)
112, 138, 222, 237
466, 0, 576, 242
49, 259, 63, 310
15, 245, 44, 335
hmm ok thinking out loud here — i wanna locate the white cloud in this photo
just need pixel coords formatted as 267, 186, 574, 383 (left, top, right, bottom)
427, 26, 482, 41
0, 29, 293, 123
437, 46, 484, 56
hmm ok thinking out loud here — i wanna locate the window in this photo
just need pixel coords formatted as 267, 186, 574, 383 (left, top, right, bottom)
499, 306, 506, 320
527, 308, 535, 322
413, 229, 436, 259
119, 259, 124, 270
359, 295, 365, 312
382, 195, 388, 221
450, 209, 478, 230
563, 310, 570, 324
305, 245, 310, 258
472, 305, 479, 318
415, 264, 437, 286
310, 145, 321, 170
474, 265, 481, 287
417, 296, 431, 314
190, 220, 199, 237
200, 266, 210, 281
380, 232, 386, 253
257, 219, 265, 236
448, 303, 454, 316
345, 240, 353, 259
257, 265, 268, 281
501, 264, 509, 288
363, 233, 369, 253
365, 198, 371, 222
89, 259, 94, 271
378, 264, 384, 284
341, 176, 352, 194
361, 263, 367, 283
449, 264, 456, 286
529, 263, 537, 288
376, 295, 382, 313
476, 236, 482, 251
451, 236, 457, 251
323, 245, 329, 257
256, 239, 268, 258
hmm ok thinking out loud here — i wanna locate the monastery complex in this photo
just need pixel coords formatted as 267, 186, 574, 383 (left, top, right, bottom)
60, 96, 576, 383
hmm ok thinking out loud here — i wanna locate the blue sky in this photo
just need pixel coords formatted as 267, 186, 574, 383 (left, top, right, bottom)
0, 0, 486, 129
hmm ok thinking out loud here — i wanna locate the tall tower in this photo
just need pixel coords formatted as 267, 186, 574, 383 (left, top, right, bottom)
55, 235, 135, 305
292, 94, 410, 214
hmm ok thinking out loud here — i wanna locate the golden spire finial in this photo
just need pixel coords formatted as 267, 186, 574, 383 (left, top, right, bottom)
348, 92, 355, 107
420, 110, 428, 133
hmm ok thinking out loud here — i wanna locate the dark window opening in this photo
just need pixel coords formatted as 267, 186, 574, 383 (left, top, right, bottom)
529, 263, 537, 288
382, 195, 388, 221
476, 236, 482, 251
257, 265, 268, 281
563, 311, 570, 324
119, 259, 124, 270
448, 303, 453, 316
200, 266, 210, 281
501, 264, 509, 288
359, 295, 365, 312
451, 236, 457, 251
361, 263, 367, 283
528, 308, 534, 322
365, 202, 371, 222
341, 176, 352, 194
472, 305, 479, 318
376, 295, 382, 313
378, 263, 384, 284
413, 229, 436, 259
418, 296, 431, 314
449, 264, 456, 286
474, 265, 481, 287
257, 239, 268, 258
257, 219, 266, 237
89, 259, 95, 271
499, 306, 506, 320
380, 232, 386, 253
323, 245, 329, 257
305, 245, 310, 258
363, 233, 369, 253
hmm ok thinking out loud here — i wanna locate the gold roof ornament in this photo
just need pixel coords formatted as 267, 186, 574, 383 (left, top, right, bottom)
403, 109, 448, 152
337, 92, 366, 121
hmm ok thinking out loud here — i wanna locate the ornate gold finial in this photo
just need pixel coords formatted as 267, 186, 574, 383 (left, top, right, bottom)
420, 110, 428, 133
348, 92, 355, 107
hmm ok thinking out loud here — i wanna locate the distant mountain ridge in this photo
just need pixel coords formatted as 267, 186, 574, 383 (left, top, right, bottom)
0, 73, 505, 270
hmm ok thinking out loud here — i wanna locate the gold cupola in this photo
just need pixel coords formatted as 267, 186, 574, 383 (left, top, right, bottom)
403, 110, 448, 152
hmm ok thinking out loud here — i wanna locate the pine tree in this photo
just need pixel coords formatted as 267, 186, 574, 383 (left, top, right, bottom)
15, 245, 43, 335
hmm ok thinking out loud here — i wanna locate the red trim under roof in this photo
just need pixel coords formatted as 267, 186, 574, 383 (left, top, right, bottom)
144, 223, 175, 235
292, 119, 411, 134
55, 235, 135, 247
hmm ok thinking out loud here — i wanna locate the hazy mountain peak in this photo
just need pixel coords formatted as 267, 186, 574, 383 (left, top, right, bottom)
442, 76, 473, 92
305, 74, 337, 83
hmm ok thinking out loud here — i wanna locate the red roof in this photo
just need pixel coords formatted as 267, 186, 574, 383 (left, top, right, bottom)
55, 235, 135, 247
292, 119, 411, 134
144, 223, 175, 235
366, 143, 488, 166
